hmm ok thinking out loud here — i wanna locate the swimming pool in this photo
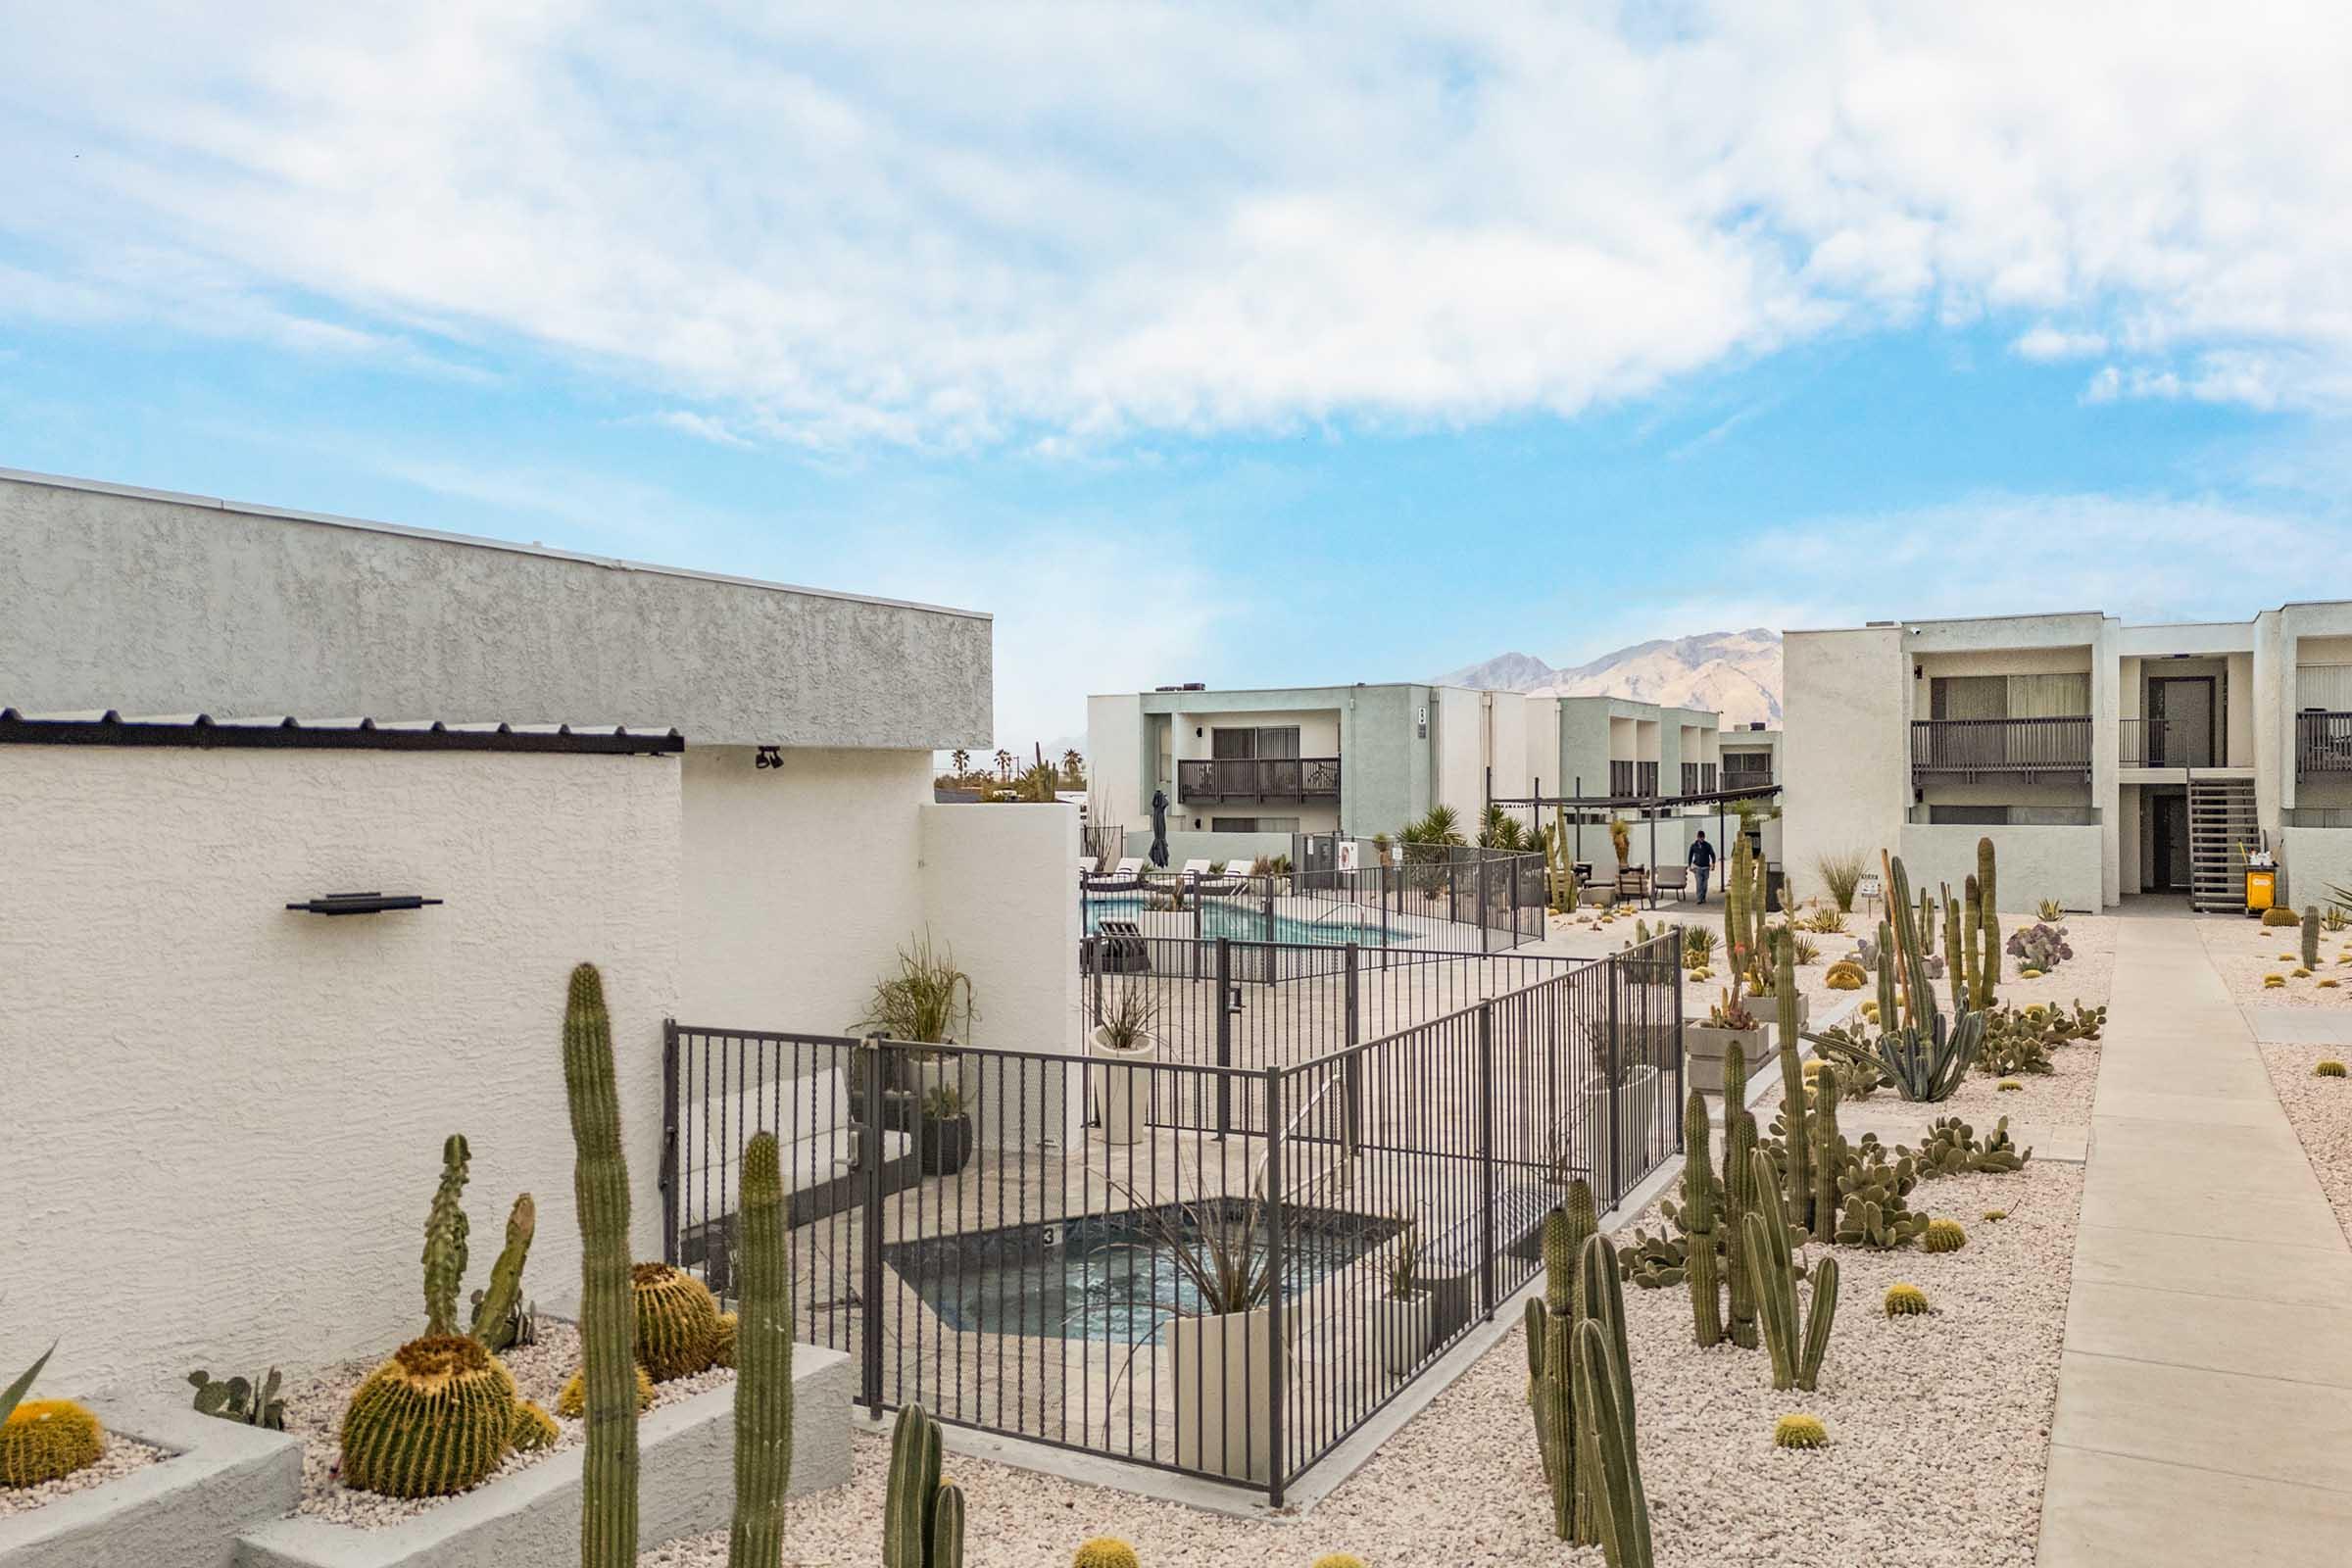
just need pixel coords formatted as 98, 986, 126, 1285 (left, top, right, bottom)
884, 1201, 1398, 1343
1081, 894, 1401, 948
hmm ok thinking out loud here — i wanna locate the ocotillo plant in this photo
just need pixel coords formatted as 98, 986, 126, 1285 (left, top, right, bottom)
1573, 1235, 1654, 1568
469, 1194, 536, 1351
1680, 1090, 1722, 1348
728, 1133, 795, 1568
1528, 1185, 1598, 1543
1773, 939, 1812, 1237
1977, 837, 2000, 1007
2305, 906, 2322, 969
1720, 1043, 1758, 1350
422, 1134, 471, 1338
1740, 1149, 1838, 1393
564, 962, 638, 1568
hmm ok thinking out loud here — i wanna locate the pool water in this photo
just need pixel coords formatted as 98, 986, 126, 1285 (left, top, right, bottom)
1082, 894, 1400, 948
886, 1203, 1396, 1343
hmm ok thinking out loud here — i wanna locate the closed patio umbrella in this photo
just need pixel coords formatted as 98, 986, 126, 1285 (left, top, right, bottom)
1150, 789, 1171, 868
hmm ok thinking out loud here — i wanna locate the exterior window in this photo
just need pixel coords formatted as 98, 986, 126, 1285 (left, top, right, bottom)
1927, 805, 2009, 825
1211, 725, 1300, 760
1211, 816, 1299, 833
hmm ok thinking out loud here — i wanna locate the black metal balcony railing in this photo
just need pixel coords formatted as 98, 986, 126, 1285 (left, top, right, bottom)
2120, 716, 2216, 768
1176, 756, 1342, 804
1608, 760, 1660, 798
1722, 755, 1772, 784
2297, 711, 2352, 776
1910, 716, 2091, 779
1680, 761, 1717, 796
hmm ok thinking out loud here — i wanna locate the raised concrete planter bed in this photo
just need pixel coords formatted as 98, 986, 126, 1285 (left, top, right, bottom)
1685, 1020, 1764, 1095
0, 1398, 302, 1568
236, 1348, 851, 1568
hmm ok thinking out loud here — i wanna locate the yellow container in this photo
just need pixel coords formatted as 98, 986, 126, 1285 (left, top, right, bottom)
2246, 868, 2277, 914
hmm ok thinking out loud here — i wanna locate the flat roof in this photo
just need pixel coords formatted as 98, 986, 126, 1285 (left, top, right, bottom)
0, 466, 989, 623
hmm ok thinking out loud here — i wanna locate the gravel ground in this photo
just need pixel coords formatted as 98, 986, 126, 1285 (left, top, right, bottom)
2260, 1045, 2352, 1245
282, 1323, 733, 1527
0, 1429, 168, 1518
2196, 915, 2352, 1009
640, 1162, 2079, 1568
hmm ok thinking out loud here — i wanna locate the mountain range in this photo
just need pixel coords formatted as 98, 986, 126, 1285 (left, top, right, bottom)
1436, 627, 1783, 728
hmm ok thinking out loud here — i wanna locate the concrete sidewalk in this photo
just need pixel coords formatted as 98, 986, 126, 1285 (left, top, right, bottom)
2037, 906, 2352, 1564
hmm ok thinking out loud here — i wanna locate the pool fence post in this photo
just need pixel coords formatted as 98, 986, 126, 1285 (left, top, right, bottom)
1215, 937, 1233, 1140
1478, 1000, 1497, 1320
858, 1035, 887, 1414
1262, 1060, 1288, 1508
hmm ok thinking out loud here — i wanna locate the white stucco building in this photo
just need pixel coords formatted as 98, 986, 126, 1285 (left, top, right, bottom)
0, 466, 1079, 1396
1783, 603, 2352, 912
1086, 680, 1747, 868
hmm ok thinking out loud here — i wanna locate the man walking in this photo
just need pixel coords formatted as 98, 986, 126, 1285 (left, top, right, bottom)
1689, 828, 1717, 904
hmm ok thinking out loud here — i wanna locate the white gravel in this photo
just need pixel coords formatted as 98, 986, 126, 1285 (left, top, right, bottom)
2260, 1045, 2352, 1246
283, 1323, 734, 1527
2197, 915, 2352, 1009
637, 1162, 2079, 1568
0, 1428, 168, 1518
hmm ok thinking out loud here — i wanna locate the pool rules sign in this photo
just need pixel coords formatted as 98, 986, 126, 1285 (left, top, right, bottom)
1336, 840, 1360, 873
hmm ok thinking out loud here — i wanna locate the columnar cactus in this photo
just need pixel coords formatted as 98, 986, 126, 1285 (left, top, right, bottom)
1529, 1184, 1597, 1541
1874, 918, 1898, 1030
1961, 876, 1982, 1009
1944, 887, 1965, 1015
1680, 1091, 1722, 1348
1773, 940, 1812, 1237
1807, 1064, 1841, 1243
423, 1134, 472, 1339
470, 1194, 536, 1351
339, 1335, 516, 1497
1719, 1043, 1758, 1350
885, 1404, 965, 1568
1572, 1235, 1653, 1568
2305, 906, 2322, 970
564, 961, 638, 1568
1740, 1150, 1838, 1394
1977, 837, 1999, 1007
728, 1131, 795, 1568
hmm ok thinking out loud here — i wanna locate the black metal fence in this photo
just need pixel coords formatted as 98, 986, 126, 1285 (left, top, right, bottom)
661, 935, 1682, 1504
1910, 714, 2091, 778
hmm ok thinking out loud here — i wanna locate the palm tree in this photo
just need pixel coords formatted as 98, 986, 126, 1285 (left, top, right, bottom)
1060, 749, 1086, 787
951, 748, 971, 779
993, 749, 1015, 783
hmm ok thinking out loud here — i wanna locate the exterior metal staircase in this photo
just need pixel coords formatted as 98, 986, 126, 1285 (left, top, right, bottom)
2189, 775, 2259, 912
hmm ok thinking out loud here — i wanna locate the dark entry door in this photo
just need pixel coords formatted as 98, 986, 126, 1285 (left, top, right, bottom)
2147, 677, 2216, 767
2150, 795, 2191, 892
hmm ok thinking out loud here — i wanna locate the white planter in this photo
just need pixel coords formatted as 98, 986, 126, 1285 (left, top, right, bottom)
1685, 1022, 1766, 1097
1088, 1027, 1157, 1146
1164, 1306, 1296, 1483
1371, 1291, 1434, 1377
913, 1054, 978, 1114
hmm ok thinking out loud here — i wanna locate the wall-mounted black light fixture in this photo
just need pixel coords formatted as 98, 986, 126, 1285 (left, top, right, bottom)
285, 891, 444, 915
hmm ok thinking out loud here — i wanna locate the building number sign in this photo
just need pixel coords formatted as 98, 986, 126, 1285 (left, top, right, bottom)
755, 746, 783, 770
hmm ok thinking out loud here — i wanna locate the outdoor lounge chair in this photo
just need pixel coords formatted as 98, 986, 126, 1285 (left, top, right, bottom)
1084, 856, 1147, 891
1076, 855, 1100, 877
1195, 858, 1254, 894
1649, 863, 1690, 904
1614, 864, 1651, 906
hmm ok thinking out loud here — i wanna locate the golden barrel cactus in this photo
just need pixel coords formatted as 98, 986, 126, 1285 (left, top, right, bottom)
1074, 1539, 1142, 1568
339, 1336, 517, 1498
631, 1263, 723, 1382
1773, 1413, 1829, 1448
558, 1364, 656, 1419
512, 1399, 561, 1452
0, 1399, 104, 1488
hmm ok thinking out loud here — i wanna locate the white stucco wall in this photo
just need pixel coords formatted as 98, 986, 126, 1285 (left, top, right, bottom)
678, 745, 930, 1034
2280, 828, 2352, 911
1435, 686, 1489, 817
1084, 694, 1147, 822
0, 744, 681, 1397
919, 803, 1084, 1151
1897, 824, 2104, 913
1783, 627, 1909, 906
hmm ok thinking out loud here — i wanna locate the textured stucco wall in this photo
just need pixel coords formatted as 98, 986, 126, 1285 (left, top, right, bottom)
1084, 694, 1147, 820
0, 745, 680, 1397
1898, 824, 2105, 913
677, 745, 929, 1033
0, 469, 991, 750
1783, 627, 1909, 904
920, 803, 1083, 1151
2280, 828, 2352, 911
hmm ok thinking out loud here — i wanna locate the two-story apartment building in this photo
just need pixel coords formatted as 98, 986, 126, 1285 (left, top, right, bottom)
1784, 602, 2352, 912
1086, 681, 1735, 865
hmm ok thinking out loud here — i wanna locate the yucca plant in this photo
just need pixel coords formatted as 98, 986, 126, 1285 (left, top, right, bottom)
850, 933, 977, 1052
1478, 803, 1528, 851
1092, 983, 1158, 1052
1814, 852, 1867, 913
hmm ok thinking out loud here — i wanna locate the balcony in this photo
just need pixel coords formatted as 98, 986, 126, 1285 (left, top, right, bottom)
2297, 711, 2352, 776
1723, 755, 1773, 786
1680, 761, 1718, 796
1176, 756, 1342, 805
1609, 760, 1660, 798
1910, 716, 2091, 781
2120, 716, 2218, 769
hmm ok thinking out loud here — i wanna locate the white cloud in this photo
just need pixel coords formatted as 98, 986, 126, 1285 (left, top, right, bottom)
2013, 324, 2108, 362
5, 3, 2352, 441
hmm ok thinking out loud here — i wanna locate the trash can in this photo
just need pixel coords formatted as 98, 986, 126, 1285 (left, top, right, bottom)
2246, 867, 2277, 917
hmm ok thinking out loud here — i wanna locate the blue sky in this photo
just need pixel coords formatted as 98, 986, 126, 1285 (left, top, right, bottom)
5, 3, 2351, 748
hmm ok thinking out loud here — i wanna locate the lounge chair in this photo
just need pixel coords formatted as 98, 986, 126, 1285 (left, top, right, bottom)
1614, 864, 1652, 907
1083, 856, 1146, 892
1076, 855, 1100, 877
1182, 858, 1251, 894
1650, 863, 1690, 905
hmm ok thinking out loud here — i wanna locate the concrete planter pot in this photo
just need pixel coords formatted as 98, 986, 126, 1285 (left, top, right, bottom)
1371, 1291, 1434, 1377
1685, 1021, 1766, 1096
235, 1348, 852, 1568
1577, 1062, 1664, 1198
1088, 1026, 1157, 1147
1165, 1306, 1297, 1484
0, 1397, 300, 1568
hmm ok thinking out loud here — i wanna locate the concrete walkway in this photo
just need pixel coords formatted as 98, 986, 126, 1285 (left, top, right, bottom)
2037, 903, 2352, 1564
